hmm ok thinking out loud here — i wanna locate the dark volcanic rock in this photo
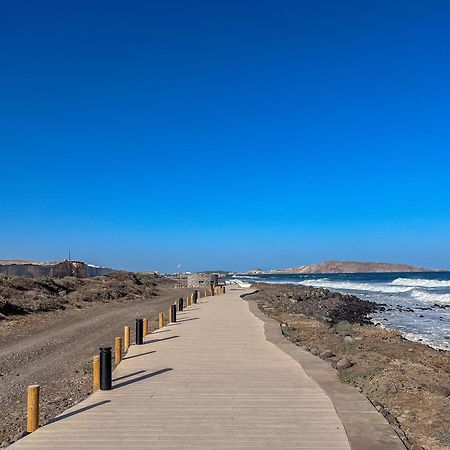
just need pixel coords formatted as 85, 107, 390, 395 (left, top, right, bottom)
251, 283, 379, 324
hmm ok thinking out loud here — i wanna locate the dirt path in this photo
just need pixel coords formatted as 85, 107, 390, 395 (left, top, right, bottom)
0, 284, 191, 447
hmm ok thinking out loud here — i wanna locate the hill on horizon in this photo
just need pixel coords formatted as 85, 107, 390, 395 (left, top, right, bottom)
245, 260, 446, 274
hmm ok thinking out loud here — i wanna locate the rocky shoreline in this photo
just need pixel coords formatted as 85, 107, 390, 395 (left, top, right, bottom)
246, 283, 450, 450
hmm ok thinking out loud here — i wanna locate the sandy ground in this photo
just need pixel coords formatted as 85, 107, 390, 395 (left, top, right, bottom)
0, 278, 191, 447
247, 284, 450, 450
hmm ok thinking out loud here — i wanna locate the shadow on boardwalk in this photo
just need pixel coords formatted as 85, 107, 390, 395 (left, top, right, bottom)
48, 401, 111, 425
113, 368, 173, 389
123, 350, 155, 360
144, 335, 179, 344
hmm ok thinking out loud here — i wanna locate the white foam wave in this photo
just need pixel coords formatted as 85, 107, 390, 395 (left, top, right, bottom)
401, 332, 450, 350
297, 278, 413, 293
410, 289, 450, 305
391, 278, 450, 288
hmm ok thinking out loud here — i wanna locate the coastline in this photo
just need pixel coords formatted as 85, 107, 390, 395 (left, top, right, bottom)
244, 282, 450, 450
231, 272, 450, 350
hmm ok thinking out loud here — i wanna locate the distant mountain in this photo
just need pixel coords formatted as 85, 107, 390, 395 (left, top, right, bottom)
246, 260, 445, 274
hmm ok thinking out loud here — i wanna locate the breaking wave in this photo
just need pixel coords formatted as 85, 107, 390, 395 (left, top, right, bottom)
410, 289, 450, 305
391, 278, 450, 288
297, 278, 413, 293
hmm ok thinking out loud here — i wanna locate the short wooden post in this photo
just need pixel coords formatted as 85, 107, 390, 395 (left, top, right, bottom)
169, 307, 173, 323
159, 312, 164, 328
27, 385, 40, 433
143, 318, 148, 336
124, 325, 130, 352
115, 337, 122, 365
93, 355, 100, 391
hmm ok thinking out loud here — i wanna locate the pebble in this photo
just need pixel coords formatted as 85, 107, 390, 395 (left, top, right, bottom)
336, 357, 353, 370
343, 335, 354, 344
334, 320, 351, 331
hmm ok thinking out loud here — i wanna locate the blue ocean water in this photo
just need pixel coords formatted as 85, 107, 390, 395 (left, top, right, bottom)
232, 272, 450, 350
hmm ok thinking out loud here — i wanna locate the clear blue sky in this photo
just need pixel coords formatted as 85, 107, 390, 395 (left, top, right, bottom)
1, 1, 450, 272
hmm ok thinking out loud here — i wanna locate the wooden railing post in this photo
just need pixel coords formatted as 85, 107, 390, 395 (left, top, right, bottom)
27, 385, 40, 433
124, 326, 130, 352
115, 337, 122, 364
159, 312, 164, 328
143, 318, 148, 336
93, 355, 100, 391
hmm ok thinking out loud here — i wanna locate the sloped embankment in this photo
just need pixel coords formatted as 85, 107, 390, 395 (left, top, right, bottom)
0, 271, 158, 319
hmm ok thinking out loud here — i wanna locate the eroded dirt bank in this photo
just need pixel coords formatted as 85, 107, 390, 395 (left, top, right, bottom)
0, 272, 191, 447
246, 283, 450, 450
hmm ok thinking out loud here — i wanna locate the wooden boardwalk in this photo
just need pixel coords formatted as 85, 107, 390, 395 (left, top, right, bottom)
11, 288, 352, 449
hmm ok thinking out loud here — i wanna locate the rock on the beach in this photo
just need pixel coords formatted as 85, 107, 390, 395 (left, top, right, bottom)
334, 320, 351, 331
430, 384, 450, 397
336, 358, 353, 370
309, 347, 320, 356
343, 335, 354, 344
321, 350, 336, 359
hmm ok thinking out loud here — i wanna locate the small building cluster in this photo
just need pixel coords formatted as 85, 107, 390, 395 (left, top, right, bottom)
187, 272, 219, 288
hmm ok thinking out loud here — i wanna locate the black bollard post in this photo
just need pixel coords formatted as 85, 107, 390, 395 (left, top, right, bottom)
194, 290, 198, 304
136, 319, 143, 345
171, 304, 177, 323
178, 297, 183, 311
100, 347, 112, 390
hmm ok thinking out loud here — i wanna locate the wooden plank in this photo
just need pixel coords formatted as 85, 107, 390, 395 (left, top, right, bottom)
11, 288, 351, 449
